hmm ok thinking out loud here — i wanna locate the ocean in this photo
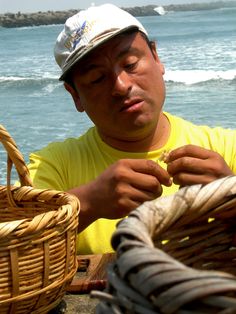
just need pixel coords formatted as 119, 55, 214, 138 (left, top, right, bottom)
0, 6, 236, 185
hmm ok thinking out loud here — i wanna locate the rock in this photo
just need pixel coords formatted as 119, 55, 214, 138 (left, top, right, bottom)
1, 1, 236, 28
0, 10, 78, 28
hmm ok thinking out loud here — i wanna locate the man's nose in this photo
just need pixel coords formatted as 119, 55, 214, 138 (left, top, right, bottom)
111, 70, 132, 96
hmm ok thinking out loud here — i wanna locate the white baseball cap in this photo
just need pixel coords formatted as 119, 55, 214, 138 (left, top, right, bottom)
54, 3, 148, 80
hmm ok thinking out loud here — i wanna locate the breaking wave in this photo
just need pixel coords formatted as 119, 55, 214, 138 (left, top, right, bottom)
1, 69, 236, 88
164, 69, 236, 85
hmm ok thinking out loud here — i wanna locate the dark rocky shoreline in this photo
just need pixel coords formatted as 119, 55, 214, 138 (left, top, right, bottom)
0, 1, 236, 28
0, 10, 78, 28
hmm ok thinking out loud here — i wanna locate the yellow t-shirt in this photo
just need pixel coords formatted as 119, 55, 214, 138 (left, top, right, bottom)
28, 112, 236, 254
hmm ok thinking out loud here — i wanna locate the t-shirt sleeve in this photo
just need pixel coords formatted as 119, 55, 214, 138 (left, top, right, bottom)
207, 127, 236, 174
28, 144, 68, 191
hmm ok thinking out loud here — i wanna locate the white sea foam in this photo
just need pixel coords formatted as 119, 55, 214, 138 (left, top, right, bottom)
154, 6, 166, 15
0, 75, 59, 83
1, 70, 235, 85
0, 76, 28, 82
164, 69, 236, 85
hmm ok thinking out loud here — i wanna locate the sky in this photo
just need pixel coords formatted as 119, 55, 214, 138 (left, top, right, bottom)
0, 0, 228, 14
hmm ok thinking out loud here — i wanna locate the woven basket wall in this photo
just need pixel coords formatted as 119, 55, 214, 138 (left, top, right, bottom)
0, 124, 80, 313
92, 176, 236, 313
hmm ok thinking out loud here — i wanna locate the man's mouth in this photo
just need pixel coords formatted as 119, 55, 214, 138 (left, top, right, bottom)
120, 99, 143, 113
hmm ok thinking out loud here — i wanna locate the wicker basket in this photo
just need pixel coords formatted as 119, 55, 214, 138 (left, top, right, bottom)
0, 124, 80, 313
92, 176, 236, 313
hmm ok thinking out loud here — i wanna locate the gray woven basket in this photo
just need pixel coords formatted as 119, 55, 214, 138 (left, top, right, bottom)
92, 176, 236, 313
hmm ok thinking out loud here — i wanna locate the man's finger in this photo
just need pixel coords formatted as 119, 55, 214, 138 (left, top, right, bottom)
168, 145, 211, 162
126, 159, 172, 186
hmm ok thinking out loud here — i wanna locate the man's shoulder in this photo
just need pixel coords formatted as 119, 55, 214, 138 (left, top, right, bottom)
165, 111, 236, 148
165, 111, 235, 133
32, 127, 96, 157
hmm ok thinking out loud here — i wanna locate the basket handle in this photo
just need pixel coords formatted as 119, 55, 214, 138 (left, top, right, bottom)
0, 124, 33, 187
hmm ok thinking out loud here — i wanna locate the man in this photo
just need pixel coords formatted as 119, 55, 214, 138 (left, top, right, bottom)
28, 4, 236, 254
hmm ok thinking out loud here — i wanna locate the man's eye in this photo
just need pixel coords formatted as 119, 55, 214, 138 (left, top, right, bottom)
91, 75, 105, 84
125, 62, 138, 70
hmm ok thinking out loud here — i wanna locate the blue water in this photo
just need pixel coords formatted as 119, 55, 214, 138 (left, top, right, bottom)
0, 6, 236, 184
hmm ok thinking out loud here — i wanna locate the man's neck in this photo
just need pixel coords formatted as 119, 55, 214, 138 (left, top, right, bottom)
98, 112, 170, 153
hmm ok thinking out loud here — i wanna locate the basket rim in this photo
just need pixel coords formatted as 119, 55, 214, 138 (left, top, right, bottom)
112, 175, 236, 251
0, 185, 80, 238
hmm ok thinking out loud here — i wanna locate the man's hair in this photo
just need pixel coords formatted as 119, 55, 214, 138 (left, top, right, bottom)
64, 30, 155, 89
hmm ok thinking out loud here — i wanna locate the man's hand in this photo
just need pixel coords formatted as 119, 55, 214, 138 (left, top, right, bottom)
69, 159, 172, 232
166, 145, 233, 187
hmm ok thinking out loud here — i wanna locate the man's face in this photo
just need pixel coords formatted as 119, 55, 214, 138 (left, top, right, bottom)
71, 32, 166, 144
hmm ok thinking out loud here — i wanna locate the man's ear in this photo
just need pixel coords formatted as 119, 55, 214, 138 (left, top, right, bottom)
64, 82, 84, 112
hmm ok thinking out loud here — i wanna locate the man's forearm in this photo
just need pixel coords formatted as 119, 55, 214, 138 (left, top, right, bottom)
68, 184, 98, 233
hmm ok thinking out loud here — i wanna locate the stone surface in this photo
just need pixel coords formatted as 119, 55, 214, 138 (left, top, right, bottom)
63, 293, 98, 313
48, 294, 98, 314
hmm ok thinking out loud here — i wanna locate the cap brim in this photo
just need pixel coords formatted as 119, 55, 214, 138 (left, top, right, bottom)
59, 25, 140, 81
